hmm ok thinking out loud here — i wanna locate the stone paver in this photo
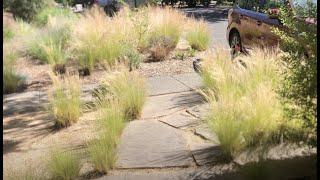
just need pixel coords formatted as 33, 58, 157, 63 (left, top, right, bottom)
146, 76, 191, 96
189, 142, 223, 166
186, 103, 211, 119
141, 91, 205, 119
159, 112, 199, 129
116, 120, 194, 168
194, 124, 219, 143
172, 73, 203, 90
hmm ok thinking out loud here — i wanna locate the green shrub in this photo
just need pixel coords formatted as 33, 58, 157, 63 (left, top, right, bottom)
100, 70, 146, 120
7, 0, 52, 22
201, 48, 284, 159
273, 1, 317, 142
3, 51, 25, 94
34, 7, 77, 27
186, 20, 210, 51
47, 149, 80, 180
48, 73, 81, 128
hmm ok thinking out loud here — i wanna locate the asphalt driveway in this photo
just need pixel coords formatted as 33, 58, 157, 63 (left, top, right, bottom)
179, 5, 231, 49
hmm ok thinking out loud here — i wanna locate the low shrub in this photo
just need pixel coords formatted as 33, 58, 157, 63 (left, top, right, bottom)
201, 48, 284, 159
100, 70, 146, 120
3, 50, 25, 94
47, 149, 81, 180
186, 20, 210, 51
48, 73, 81, 128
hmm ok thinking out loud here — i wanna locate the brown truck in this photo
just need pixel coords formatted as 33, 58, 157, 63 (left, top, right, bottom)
227, 0, 317, 56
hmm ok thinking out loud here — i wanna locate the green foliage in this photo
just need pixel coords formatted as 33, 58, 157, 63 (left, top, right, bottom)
48, 73, 81, 128
273, 1, 317, 142
3, 51, 25, 94
34, 7, 77, 27
6, 0, 52, 22
47, 149, 81, 180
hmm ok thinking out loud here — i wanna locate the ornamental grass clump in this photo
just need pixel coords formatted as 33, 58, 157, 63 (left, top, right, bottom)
88, 70, 146, 173
88, 102, 125, 173
3, 47, 25, 94
47, 149, 81, 180
72, 6, 137, 71
99, 70, 146, 120
147, 7, 185, 61
26, 16, 73, 69
201, 47, 285, 160
48, 73, 81, 128
186, 19, 211, 51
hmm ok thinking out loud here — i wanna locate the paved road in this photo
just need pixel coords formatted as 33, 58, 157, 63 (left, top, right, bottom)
179, 5, 231, 49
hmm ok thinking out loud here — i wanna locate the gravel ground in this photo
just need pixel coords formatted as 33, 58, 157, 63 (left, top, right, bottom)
137, 57, 195, 77
14, 50, 197, 92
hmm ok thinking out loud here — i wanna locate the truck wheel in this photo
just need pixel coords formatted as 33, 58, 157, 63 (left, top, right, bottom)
229, 31, 242, 59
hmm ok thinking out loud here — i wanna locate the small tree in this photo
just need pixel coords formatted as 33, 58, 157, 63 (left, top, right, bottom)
273, 0, 317, 143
